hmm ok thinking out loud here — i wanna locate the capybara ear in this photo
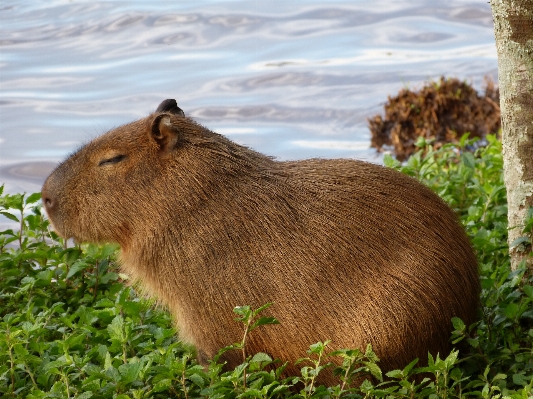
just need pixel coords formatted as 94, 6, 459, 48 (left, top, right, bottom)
156, 99, 185, 117
151, 115, 181, 152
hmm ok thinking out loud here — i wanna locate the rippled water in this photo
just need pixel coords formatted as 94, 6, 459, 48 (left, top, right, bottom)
0, 0, 497, 193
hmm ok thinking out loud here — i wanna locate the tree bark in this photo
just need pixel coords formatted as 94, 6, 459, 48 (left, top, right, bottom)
490, 0, 533, 270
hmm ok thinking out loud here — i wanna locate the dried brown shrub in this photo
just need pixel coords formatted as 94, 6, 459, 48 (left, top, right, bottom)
368, 77, 501, 161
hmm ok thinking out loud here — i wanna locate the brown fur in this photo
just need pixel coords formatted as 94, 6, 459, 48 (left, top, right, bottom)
42, 100, 480, 384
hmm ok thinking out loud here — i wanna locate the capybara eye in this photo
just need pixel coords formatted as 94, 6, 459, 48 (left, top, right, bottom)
98, 154, 126, 166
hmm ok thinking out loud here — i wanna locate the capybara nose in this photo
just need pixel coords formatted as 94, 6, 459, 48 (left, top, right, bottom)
41, 187, 54, 214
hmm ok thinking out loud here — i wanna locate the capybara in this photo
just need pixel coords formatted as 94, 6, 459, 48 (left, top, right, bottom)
42, 99, 480, 383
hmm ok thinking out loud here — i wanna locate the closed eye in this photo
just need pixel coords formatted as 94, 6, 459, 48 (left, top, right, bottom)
99, 154, 126, 166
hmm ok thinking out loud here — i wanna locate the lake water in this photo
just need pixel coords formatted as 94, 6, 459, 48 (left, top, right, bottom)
0, 0, 497, 194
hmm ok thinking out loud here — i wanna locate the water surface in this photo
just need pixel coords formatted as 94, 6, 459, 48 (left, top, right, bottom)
0, 0, 497, 193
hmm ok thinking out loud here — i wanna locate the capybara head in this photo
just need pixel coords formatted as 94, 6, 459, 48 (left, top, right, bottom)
42, 99, 480, 384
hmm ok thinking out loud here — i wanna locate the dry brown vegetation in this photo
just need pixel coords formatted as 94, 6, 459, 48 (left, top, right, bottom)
368, 77, 501, 160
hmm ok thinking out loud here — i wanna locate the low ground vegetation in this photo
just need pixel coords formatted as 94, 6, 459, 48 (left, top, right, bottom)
1, 135, 532, 398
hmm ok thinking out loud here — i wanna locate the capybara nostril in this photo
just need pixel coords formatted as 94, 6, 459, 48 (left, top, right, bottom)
41, 184, 56, 215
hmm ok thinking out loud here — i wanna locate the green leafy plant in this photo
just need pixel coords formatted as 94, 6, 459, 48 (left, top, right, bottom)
1, 134, 533, 397
385, 135, 533, 396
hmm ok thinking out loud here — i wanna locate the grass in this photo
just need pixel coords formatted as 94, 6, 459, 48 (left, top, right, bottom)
0, 135, 532, 398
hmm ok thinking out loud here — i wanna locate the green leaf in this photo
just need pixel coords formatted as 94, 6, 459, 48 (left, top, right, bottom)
523, 285, 533, 300
233, 305, 252, 320
36, 269, 53, 284
251, 316, 280, 330
95, 298, 115, 308
444, 350, 459, 368
100, 272, 119, 284
66, 332, 86, 348
415, 136, 427, 148
116, 287, 132, 307
121, 301, 143, 317
4, 193, 24, 211
97, 259, 109, 274
503, 303, 520, 319
238, 388, 264, 398
481, 278, 495, 289
63, 248, 83, 265
522, 206, 533, 233
385, 369, 404, 379
153, 378, 172, 392
0, 211, 19, 222
105, 365, 121, 383
383, 154, 400, 168
363, 344, 380, 364
510, 236, 530, 249
459, 133, 471, 147
188, 372, 205, 387
402, 358, 419, 375
427, 352, 435, 368
451, 317, 465, 331
461, 152, 476, 169
308, 341, 328, 355
250, 352, 272, 364
364, 361, 383, 382
450, 367, 462, 381
43, 359, 68, 374
254, 302, 274, 313
13, 344, 30, 358
108, 315, 125, 341
100, 243, 119, 258
25, 192, 42, 205
359, 379, 374, 392
119, 361, 143, 383
512, 373, 529, 386
66, 260, 90, 279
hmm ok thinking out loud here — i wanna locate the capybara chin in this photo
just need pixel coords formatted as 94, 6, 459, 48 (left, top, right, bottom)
42, 99, 479, 384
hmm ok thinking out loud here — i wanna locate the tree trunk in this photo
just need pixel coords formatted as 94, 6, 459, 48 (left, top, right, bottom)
490, 0, 533, 270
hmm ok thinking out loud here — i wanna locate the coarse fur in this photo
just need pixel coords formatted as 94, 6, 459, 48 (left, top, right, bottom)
42, 100, 480, 384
